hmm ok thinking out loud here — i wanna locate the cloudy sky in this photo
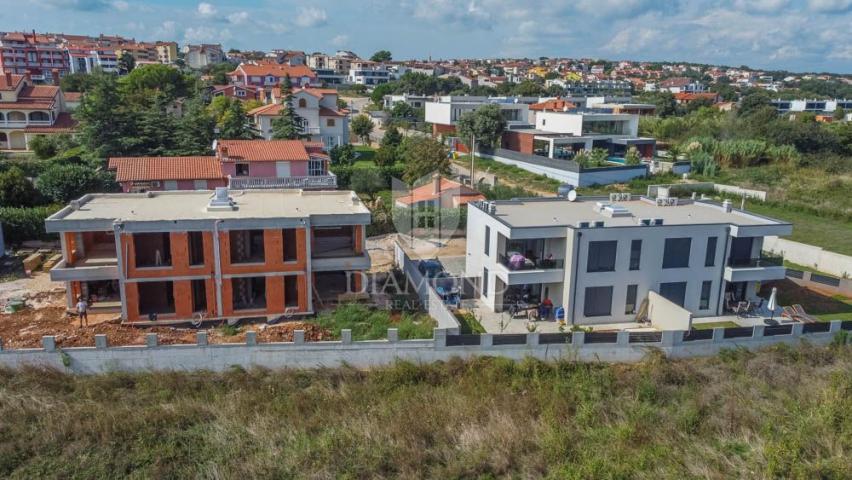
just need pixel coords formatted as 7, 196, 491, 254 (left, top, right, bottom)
1, 0, 850, 73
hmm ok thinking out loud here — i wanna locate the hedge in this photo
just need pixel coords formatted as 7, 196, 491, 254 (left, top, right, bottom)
0, 205, 62, 245
331, 164, 406, 190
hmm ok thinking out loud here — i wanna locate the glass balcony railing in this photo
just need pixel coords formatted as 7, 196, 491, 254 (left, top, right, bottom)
498, 253, 564, 271
727, 254, 783, 268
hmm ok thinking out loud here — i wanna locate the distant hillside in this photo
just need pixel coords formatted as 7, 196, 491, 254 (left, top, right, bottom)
0, 343, 850, 478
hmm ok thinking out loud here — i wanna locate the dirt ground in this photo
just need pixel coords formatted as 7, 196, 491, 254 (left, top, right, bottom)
0, 272, 64, 309
367, 233, 467, 270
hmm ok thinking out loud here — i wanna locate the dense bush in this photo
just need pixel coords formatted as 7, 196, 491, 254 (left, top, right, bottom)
35, 164, 117, 203
0, 167, 42, 207
332, 164, 406, 190
0, 205, 62, 244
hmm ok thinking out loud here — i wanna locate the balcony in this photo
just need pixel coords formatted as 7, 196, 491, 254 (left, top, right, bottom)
49, 245, 119, 282
498, 253, 564, 271
724, 254, 786, 283
495, 253, 565, 285
228, 174, 337, 190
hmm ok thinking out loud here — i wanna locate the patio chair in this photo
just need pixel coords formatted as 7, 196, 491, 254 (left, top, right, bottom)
781, 306, 800, 322
792, 304, 819, 323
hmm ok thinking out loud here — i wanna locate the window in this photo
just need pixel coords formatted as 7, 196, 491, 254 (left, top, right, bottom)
699, 281, 713, 310
235, 163, 250, 177
584, 286, 613, 317
587, 241, 617, 272
191, 279, 207, 312
482, 267, 489, 298
629, 239, 642, 270
188, 231, 205, 266
659, 282, 687, 307
138, 281, 175, 316
705, 236, 718, 267
284, 275, 299, 307
662, 238, 691, 269
484, 226, 490, 256
298, 98, 307, 108
229, 230, 265, 263
282, 229, 298, 262
133, 233, 171, 268
232, 276, 266, 310
326, 118, 335, 127
625, 284, 638, 314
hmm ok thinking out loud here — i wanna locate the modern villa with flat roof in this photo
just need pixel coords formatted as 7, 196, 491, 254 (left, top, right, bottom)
45, 189, 371, 323
466, 194, 792, 325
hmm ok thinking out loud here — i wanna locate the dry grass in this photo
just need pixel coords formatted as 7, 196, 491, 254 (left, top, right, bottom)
0, 344, 850, 478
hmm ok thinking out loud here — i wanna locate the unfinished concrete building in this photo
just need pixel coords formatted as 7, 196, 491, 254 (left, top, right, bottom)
46, 188, 371, 323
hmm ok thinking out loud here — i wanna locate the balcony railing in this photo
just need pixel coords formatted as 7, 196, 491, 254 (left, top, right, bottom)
727, 255, 783, 268
498, 253, 564, 271
303, 126, 322, 135
228, 174, 337, 190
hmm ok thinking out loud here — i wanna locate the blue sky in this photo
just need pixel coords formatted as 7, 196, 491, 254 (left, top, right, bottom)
1, 0, 850, 73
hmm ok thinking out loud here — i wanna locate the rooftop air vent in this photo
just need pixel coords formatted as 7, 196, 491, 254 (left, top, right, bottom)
207, 187, 236, 211
653, 218, 664, 225
577, 221, 590, 228
639, 218, 652, 226
593, 221, 605, 228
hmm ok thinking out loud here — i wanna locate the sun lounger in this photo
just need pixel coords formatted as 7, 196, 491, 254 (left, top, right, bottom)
781, 306, 799, 322
792, 304, 819, 323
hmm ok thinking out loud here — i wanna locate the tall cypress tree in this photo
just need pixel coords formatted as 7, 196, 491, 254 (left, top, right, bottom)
270, 74, 305, 140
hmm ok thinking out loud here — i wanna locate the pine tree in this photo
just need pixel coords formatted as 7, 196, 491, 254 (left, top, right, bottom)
220, 100, 257, 139
174, 97, 216, 155
270, 74, 305, 140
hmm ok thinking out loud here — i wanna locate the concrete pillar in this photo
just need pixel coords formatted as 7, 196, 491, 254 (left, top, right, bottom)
293, 330, 305, 344
481, 333, 493, 347
387, 328, 399, 343
42, 336, 56, 352
791, 323, 804, 337
527, 332, 540, 346
145, 333, 158, 348
752, 325, 765, 338
572, 331, 585, 346
433, 328, 447, 347
616, 331, 630, 346
661, 330, 677, 347
548, 139, 555, 159
584, 139, 594, 152
712, 327, 725, 343
95, 334, 108, 349
196, 331, 208, 346
829, 320, 841, 333
246, 331, 257, 346
341, 329, 352, 344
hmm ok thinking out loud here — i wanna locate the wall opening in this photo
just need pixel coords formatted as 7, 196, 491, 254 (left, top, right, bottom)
229, 230, 265, 264
232, 276, 266, 310
188, 232, 205, 266
138, 281, 175, 317
282, 228, 298, 262
312, 226, 355, 258
191, 279, 207, 313
134, 233, 171, 267
284, 275, 299, 307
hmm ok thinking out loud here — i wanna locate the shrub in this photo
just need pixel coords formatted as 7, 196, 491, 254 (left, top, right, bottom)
0, 167, 42, 207
0, 205, 62, 245
35, 164, 117, 203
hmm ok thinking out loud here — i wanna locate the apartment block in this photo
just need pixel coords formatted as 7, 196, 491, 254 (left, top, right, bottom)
425, 96, 531, 137
0, 73, 76, 150
46, 189, 371, 323
466, 195, 791, 325
0, 31, 69, 83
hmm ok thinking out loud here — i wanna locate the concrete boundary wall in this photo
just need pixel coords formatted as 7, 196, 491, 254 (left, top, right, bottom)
765, 237, 852, 279
478, 149, 647, 187
0, 321, 847, 373
648, 291, 693, 330
394, 241, 461, 333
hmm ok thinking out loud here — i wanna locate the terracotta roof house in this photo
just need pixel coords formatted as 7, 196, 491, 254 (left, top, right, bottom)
248, 87, 349, 149
529, 98, 578, 112
228, 63, 319, 88
673, 92, 720, 104
395, 174, 486, 209
108, 140, 336, 193
210, 84, 263, 102
0, 73, 78, 150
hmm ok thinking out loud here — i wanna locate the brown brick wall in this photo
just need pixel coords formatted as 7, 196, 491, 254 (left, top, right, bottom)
502, 131, 535, 154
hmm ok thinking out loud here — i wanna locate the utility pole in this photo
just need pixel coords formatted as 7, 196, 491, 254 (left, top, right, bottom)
469, 134, 476, 187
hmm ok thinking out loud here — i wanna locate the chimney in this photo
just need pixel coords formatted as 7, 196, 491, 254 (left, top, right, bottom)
432, 173, 441, 195
4, 72, 10, 84
220, 145, 229, 161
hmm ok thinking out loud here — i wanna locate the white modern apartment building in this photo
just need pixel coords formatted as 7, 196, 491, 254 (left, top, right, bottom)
465, 195, 792, 325
348, 61, 391, 86
425, 96, 531, 136
770, 98, 852, 115
383, 93, 431, 109
249, 87, 349, 148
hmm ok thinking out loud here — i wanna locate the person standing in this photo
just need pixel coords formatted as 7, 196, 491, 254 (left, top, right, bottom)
76, 296, 89, 327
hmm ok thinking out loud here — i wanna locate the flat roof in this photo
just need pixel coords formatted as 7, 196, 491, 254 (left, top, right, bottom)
47, 189, 370, 224
476, 196, 789, 229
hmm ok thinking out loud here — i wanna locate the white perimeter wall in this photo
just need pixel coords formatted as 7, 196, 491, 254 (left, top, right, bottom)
764, 237, 852, 278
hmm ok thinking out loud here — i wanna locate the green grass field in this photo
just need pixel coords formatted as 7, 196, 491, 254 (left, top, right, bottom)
743, 200, 852, 256
0, 344, 849, 478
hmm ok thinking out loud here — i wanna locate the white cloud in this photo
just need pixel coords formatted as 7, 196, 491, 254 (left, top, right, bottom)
154, 20, 177, 38
605, 28, 661, 54
184, 25, 231, 43
331, 34, 349, 47
807, 0, 852, 12
227, 11, 250, 25
197, 2, 217, 18
295, 7, 328, 27
733, 0, 789, 12
112, 0, 128, 11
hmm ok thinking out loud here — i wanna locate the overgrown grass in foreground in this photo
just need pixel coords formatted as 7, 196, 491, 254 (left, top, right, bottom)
310, 303, 436, 340
0, 344, 849, 478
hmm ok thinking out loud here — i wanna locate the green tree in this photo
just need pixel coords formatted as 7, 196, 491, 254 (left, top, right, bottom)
35, 164, 114, 203
60, 72, 97, 93
374, 145, 397, 167
351, 114, 375, 145
738, 90, 771, 117
329, 143, 355, 165
350, 168, 385, 201
270, 74, 305, 140
400, 137, 450, 184
219, 100, 257, 139
624, 147, 641, 165
390, 101, 416, 119
117, 52, 136, 75
513, 80, 543, 96
135, 92, 179, 155
381, 125, 403, 149
120, 64, 189, 103
27, 134, 78, 160
75, 71, 129, 157
370, 50, 392, 62
174, 97, 216, 155
456, 103, 507, 150
0, 167, 40, 207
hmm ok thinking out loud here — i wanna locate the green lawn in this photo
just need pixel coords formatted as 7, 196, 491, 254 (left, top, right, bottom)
742, 200, 852, 256
455, 310, 486, 334
691, 321, 740, 330
760, 280, 852, 322
310, 303, 436, 340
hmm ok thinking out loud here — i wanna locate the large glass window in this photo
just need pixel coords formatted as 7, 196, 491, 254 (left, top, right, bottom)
662, 238, 691, 269
587, 241, 617, 272
484, 226, 490, 256
659, 282, 687, 307
629, 239, 642, 270
584, 286, 613, 317
699, 281, 712, 310
482, 267, 489, 298
704, 236, 718, 267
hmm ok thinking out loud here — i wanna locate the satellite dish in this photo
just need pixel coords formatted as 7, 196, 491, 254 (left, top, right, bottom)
567, 190, 577, 201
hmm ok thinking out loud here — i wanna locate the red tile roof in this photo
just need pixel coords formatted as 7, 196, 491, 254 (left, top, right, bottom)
0, 73, 25, 91
319, 106, 346, 117
530, 98, 577, 112
247, 103, 283, 116
63, 92, 82, 102
673, 92, 719, 102
231, 63, 316, 79
395, 177, 485, 206
217, 140, 310, 162
24, 112, 77, 133
108, 156, 223, 182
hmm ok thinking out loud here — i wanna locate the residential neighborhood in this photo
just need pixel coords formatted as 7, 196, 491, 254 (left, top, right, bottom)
0, 2, 850, 476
